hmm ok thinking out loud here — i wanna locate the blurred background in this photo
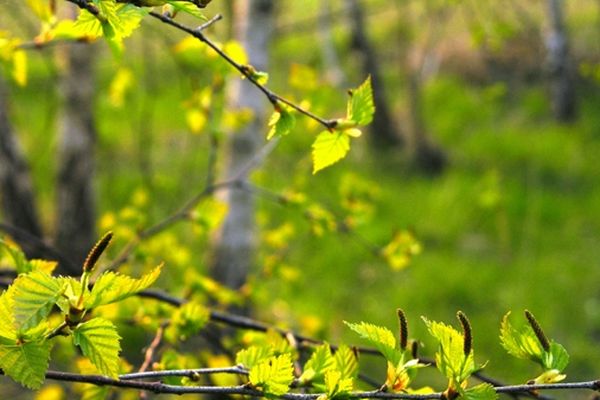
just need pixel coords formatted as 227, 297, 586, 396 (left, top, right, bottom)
1, 0, 600, 398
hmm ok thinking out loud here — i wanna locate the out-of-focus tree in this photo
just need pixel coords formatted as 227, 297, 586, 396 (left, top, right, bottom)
545, 0, 576, 122
346, 0, 403, 149
54, 7, 98, 266
0, 77, 44, 249
211, 0, 274, 291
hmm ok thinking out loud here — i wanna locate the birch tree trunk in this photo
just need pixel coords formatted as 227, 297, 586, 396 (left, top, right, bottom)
211, 0, 273, 290
545, 0, 576, 122
346, 0, 403, 149
0, 77, 44, 250
318, 2, 345, 87
54, 42, 97, 267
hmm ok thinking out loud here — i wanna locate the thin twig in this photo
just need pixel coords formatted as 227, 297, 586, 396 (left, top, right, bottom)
13, 369, 600, 398
147, 11, 337, 130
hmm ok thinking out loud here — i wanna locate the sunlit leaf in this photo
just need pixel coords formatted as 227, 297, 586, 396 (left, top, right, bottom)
312, 131, 350, 174
165, 1, 207, 19
73, 318, 121, 378
0, 340, 52, 389
249, 353, 294, 396
346, 76, 374, 126
345, 321, 401, 365
235, 345, 273, 369
267, 104, 295, 140
333, 345, 358, 381
300, 343, 335, 383
85, 265, 162, 309
11, 271, 64, 332
463, 383, 498, 400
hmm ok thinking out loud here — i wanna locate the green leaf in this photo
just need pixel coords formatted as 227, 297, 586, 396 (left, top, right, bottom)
0, 340, 52, 389
300, 343, 335, 383
85, 265, 162, 309
73, 318, 121, 378
462, 383, 498, 400
345, 321, 401, 365
333, 345, 358, 381
249, 353, 294, 396
347, 76, 374, 126
0, 239, 30, 273
165, 301, 210, 343
312, 131, 350, 174
11, 271, 64, 332
324, 370, 353, 399
499, 312, 545, 364
165, 1, 207, 19
423, 317, 476, 385
267, 105, 296, 140
236, 345, 273, 369
0, 292, 17, 342
72, 10, 103, 38
544, 342, 569, 372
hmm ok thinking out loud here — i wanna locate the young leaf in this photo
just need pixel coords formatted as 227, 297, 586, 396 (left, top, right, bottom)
499, 312, 545, 363
333, 345, 358, 381
312, 131, 350, 174
345, 321, 401, 365
73, 318, 121, 378
165, 1, 207, 19
500, 312, 569, 379
165, 301, 210, 343
11, 271, 64, 332
300, 343, 335, 383
0, 292, 17, 342
0, 239, 30, 273
324, 370, 353, 399
346, 76, 374, 126
235, 345, 273, 369
267, 105, 295, 140
422, 317, 477, 386
85, 265, 162, 309
249, 353, 294, 396
463, 383, 498, 400
0, 340, 52, 389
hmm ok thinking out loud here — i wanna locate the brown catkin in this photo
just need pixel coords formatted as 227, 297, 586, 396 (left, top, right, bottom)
83, 231, 113, 273
525, 310, 550, 351
457, 311, 472, 356
397, 308, 408, 350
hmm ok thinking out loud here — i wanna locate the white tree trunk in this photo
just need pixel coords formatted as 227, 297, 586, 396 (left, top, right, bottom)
211, 0, 274, 290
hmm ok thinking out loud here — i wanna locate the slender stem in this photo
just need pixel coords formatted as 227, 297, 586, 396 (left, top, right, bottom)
46, 321, 68, 340
9, 369, 600, 399
147, 11, 337, 130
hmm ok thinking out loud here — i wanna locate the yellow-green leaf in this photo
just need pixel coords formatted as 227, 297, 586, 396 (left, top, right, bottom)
85, 265, 162, 309
347, 76, 374, 126
0, 340, 52, 389
73, 318, 121, 378
249, 353, 294, 396
11, 271, 64, 332
345, 321, 400, 365
267, 105, 295, 140
312, 131, 350, 174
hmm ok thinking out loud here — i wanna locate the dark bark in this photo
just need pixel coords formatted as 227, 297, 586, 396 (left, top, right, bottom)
347, 0, 403, 149
406, 72, 446, 175
54, 43, 97, 267
211, 0, 273, 290
545, 0, 576, 122
0, 77, 44, 254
